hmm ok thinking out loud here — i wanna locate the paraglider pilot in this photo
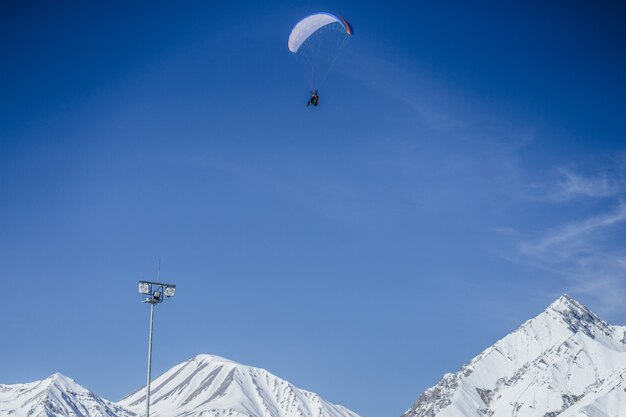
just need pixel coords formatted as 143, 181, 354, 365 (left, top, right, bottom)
307, 90, 319, 107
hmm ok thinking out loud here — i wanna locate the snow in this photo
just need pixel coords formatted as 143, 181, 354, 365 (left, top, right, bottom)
118, 354, 361, 417
402, 295, 626, 417
3, 295, 623, 417
0, 373, 136, 417
0, 354, 361, 417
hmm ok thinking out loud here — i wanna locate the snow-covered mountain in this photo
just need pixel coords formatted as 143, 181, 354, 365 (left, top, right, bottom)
118, 354, 360, 417
0, 373, 136, 417
402, 295, 626, 417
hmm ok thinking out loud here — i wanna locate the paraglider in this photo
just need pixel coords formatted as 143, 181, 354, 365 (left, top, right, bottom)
288, 12, 353, 106
307, 90, 319, 107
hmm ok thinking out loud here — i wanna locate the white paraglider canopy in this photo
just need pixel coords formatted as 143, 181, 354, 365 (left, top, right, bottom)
288, 12, 353, 53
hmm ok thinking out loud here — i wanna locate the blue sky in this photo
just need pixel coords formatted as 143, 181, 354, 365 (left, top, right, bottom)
1, 2, 625, 417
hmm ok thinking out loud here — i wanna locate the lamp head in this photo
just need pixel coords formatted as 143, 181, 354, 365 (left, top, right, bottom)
138, 282, 150, 294
164, 286, 176, 297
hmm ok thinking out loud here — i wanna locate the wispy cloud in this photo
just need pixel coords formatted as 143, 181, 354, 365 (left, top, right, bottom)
552, 167, 621, 201
503, 162, 626, 314
519, 202, 626, 258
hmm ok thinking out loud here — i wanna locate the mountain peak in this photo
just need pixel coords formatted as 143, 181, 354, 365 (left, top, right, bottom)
40, 372, 83, 395
402, 294, 626, 417
545, 294, 609, 339
547, 294, 585, 313
1, 374, 136, 417
192, 353, 238, 365
47, 372, 74, 384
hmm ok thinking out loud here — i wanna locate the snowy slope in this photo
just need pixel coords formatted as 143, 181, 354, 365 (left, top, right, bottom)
0, 373, 136, 417
118, 354, 360, 417
402, 295, 626, 417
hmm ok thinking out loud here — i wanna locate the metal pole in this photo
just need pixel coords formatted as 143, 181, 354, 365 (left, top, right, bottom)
146, 302, 155, 417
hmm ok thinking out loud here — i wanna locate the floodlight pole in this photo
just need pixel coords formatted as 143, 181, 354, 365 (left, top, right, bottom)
145, 301, 155, 417
138, 276, 176, 417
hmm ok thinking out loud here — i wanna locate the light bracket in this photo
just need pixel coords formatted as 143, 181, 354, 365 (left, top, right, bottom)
138, 280, 177, 304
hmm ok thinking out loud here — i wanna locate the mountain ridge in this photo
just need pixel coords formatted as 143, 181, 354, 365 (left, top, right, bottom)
1, 355, 360, 417
0, 372, 136, 417
119, 353, 360, 417
402, 294, 626, 417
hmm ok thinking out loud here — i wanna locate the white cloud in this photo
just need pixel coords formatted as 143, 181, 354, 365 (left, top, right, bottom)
553, 167, 621, 201
494, 158, 626, 314
509, 201, 626, 314
519, 202, 626, 257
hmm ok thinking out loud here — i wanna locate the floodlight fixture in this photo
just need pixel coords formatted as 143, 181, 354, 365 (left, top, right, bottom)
138, 280, 176, 304
139, 282, 150, 294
